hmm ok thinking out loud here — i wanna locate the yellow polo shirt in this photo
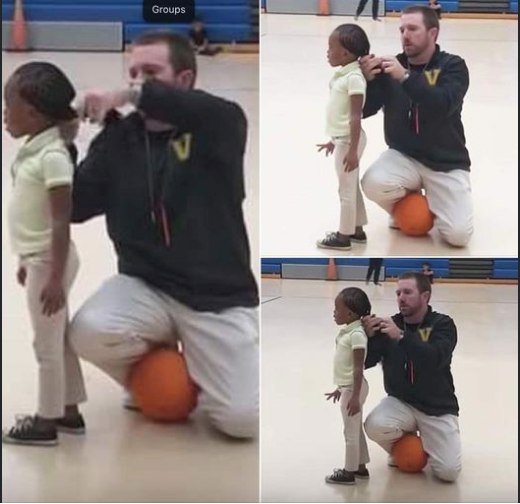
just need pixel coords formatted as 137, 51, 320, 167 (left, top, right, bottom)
326, 61, 367, 138
333, 319, 368, 387
8, 126, 74, 256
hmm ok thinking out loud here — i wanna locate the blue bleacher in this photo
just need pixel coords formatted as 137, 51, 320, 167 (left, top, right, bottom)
260, 258, 517, 280
1, 0, 254, 43
385, 0, 458, 11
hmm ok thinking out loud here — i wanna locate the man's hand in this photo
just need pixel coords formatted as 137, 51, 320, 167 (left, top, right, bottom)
16, 266, 27, 286
361, 314, 383, 337
317, 141, 335, 156
381, 56, 407, 82
359, 54, 383, 82
343, 149, 359, 172
77, 89, 132, 124
40, 278, 65, 316
325, 389, 342, 403
379, 317, 402, 340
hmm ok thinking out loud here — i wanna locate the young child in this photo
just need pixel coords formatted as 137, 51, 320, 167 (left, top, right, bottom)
325, 287, 371, 485
422, 262, 435, 284
317, 24, 371, 251
3, 62, 87, 446
189, 18, 223, 56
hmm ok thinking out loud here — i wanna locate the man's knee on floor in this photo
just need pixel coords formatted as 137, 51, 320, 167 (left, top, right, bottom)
431, 462, 461, 482
438, 223, 473, 247
211, 404, 258, 439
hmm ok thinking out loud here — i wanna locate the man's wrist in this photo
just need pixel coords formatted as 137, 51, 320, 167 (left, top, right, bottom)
399, 70, 411, 83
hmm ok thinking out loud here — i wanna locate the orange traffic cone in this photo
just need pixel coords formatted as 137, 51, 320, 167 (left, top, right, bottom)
10, 0, 28, 51
326, 258, 338, 281
317, 0, 330, 15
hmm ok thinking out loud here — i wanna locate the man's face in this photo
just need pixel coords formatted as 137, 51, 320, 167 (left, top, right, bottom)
128, 43, 176, 86
399, 13, 437, 58
396, 278, 429, 318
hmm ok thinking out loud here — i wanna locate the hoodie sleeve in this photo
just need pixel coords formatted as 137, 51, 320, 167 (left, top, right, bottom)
401, 55, 469, 119
363, 75, 388, 118
364, 332, 387, 369
399, 315, 457, 369
71, 121, 117, 223
138, 80, 243, 134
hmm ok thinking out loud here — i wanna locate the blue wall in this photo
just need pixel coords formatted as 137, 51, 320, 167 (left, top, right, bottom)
1, 0, 255, 43
261, 258, 518, 280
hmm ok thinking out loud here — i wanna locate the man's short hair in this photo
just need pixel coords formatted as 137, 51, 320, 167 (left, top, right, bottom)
402, 5, 440, 31
399, 271, 432, 294
133, 31, 197, 80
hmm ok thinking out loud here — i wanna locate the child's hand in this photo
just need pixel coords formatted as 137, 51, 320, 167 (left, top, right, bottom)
343, 150, 359, 172
347, 396, 361, 416
317, 141, 335, 156
16, 266, 27, 286
325, 389, 341, 403
40, 278, 65, 316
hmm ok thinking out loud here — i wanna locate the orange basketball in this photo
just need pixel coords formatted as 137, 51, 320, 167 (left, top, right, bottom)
129, 348, 198, 422
393, 193, 434, 237
392, 434, 428, 473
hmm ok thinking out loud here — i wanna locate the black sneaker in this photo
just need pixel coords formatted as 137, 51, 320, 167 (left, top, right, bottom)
2, 415, 58, 446
355, 467, 370, 479
317, 232, 351, 251
56, 414, 86, 435
325, 468, 356, 485
350, 230, 367, 243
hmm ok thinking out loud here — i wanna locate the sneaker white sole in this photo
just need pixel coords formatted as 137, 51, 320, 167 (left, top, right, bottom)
350, 237, 367, 244
56, 425, 86, 435
2, 433, 58, 446
316, 242, 352, 251
325, 477, 356, 485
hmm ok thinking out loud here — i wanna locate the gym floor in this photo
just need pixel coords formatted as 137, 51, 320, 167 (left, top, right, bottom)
1, 51, 259, 503
260, 15, 518, 257
261, 278, 518, 502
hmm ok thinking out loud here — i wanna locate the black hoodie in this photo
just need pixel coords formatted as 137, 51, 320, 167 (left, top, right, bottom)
363, 45, 470, 172
365, 306, 459, 416
72, 80, 258, 312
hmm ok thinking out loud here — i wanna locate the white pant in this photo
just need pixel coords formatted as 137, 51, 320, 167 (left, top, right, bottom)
340, 378, 370, 471
361, 149, 473, 247
68, 274, 259, 439
333, 132, 368, 236
364, 396, 462, 482
21, 243, 87, 418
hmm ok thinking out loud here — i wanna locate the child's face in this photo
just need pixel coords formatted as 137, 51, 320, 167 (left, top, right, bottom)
334, 296, 357, 325
3, 79, 38, 138
327, 32, 354, 67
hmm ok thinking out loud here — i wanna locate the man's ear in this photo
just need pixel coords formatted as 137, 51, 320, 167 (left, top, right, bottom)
175, 69, 196, 90
429, 27, 439, 42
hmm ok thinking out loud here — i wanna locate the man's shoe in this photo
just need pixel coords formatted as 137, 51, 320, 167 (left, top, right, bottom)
123, 391, 141, 411
317, 232, 352, 251
350, 230, 367, 243
56, 414, 86, 435
2, 415, 58, 446
325, 468, 356, 485
389, 216, 400, 229
388, 455, 398, 467
373, 17, 382, 21
354, 467, 370, 479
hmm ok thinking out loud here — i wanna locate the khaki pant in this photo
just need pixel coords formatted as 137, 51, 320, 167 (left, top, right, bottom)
340, 378, 370, 472
361, 149, 473, 247
333, 131, 368, 236
21, 243, 87, 418
364, 396, 462, 482
69, 274, 259, 439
